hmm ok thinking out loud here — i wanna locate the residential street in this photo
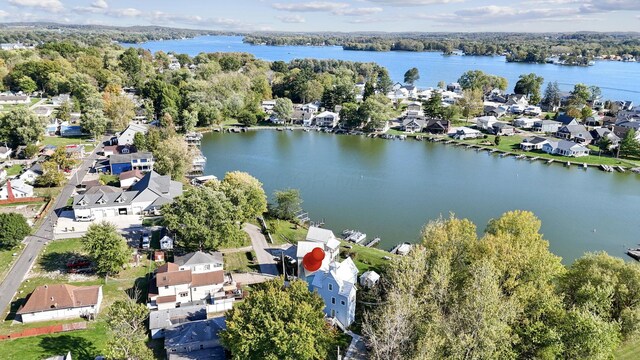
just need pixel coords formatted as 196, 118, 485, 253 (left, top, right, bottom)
0, 140, 103, 316
243, 223, 280, 276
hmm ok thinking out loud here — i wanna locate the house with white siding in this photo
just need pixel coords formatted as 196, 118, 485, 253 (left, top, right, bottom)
17, 284, 102, 323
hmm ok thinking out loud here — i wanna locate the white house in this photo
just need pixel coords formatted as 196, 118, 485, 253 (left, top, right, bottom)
261, 100, 276, 113
513, 117, 538, 129
542, 140, 590, 157
453, 127, 482, 140
72, 170, 182, 221
17, 284, 102, 323
149, 251, 225, 310
475, 116, 499, 131
0, 93, 30, 105
0, 179, 34, 200
119, 169, 145, 189
19, 163, 44, 184
309, 257, 359, 328
520, 136, 550, 151
305, 226, 341, 259
315, 111, 339, 128
160, 236, 174, 250
114, 123, 148, 146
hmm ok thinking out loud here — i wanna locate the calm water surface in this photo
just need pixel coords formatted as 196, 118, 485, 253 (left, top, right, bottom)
130, 35, 640, 103
203, 131, 640, 263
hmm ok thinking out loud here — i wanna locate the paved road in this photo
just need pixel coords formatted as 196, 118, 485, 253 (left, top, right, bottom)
243, 223, 279, 276
0, 140, 103, 316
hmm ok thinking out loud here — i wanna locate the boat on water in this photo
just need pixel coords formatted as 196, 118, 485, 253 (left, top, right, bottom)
627, 248, 640, 261
342, 229, 367, 244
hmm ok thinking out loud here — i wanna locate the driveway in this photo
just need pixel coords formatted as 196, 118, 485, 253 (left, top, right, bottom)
54, 211, 145, 238
0, 138, 106, 316
243, 223, 279, 276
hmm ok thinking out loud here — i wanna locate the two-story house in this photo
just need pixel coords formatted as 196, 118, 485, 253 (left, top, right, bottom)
149, 251, 225, 310
314, 111, 340, 128
109, 152, 154, 175
555, 124, 594, 144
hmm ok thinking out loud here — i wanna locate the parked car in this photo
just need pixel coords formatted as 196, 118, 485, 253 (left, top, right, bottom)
140, 231, 150, 249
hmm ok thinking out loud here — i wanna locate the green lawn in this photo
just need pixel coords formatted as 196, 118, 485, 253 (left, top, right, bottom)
0, 245, 23, 283
0, 200, 45, 208
42, 136, 92, 148
33, 187, 64, 200
142, 217, 164, 227
615, 337, 640, 359
5, 164, 23, 176
265, 217, 308, 245
339, 240, 395, 274
98, 174, 119, 187
224, 251, 258, 273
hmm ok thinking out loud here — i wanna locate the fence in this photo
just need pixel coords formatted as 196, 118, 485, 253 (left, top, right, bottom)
0, 196, 45, 206
0, 321, 87, 341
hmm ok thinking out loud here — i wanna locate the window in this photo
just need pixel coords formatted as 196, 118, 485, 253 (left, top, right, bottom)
331, 297, 336, 305
179, 292, 188, 297
328, 284, 333, 291
204, 265, 210, 270
192, 288, 197, 291
164, 286, 169, 289
341, 300, 345, 306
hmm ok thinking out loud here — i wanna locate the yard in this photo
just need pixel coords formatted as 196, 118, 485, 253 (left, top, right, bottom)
4, 164, 23, 176
0, 98, 40, 112
339, 240, 395, 274
0, 245, 23, 283
0, 237, 158, 358
42, 136, 94, 153
265, 217, 308, 245
224, 251, 258, 273
615, 338, 640, 359
98, 174, 119, 187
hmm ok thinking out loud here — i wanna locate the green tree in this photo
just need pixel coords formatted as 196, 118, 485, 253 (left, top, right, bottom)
376, 69, 393, 94
220, 277, 337, 360
237, 109, 258, 127
133, 132, 147, 151
23, 143, 39, 159
339, 102, 362, 129
514, 73, 544, 104
542, 81, 561, 110
363, 81, 375, 101
180, 109, 198, 132
458, 89, 484, 120
360, 94, 394, 131
403, 67, 420, 85
103, 92, 135, 132
220, 171, 268, 222
443, 104, 461, 122
16, 75, 37, 93
458, 70, 507, 92
271, 189, 302, 220
494, 135, 501, 146
0, 213, 31, 249
581, 106, 593, 120
82, 222, 130, 279
273, 98, 293, 124
55, 100, 72, 122
162, 186, 245, 250
619, 129, 640, 158
423, 92, 444, 119
152, 136, 191, 181
81, 108, 108, 140
598, 136, 613, 154
571, 83, 591, 105
104, 298, 154, 360
0, 107, 46, 147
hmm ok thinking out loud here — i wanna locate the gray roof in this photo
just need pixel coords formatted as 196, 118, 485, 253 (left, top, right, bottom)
174, 251, 223, 267
117, 123, 148, 145
557, 140, 588, 152
558, 125, 594, 141
109, 151, 154, 165
149, 304, 207, 331
164, 317, 226, 348
522, 136, 549, 145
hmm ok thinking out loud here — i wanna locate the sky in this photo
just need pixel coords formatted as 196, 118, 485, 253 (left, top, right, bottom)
1, 0, 639, 32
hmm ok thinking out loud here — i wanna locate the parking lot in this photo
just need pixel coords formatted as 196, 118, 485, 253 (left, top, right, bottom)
54, 210, 146, 238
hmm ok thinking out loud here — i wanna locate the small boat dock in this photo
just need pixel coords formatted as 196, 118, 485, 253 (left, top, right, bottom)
342, 229, 367, 244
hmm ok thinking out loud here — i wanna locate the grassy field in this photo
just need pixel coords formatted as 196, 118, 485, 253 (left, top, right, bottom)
265, 217, 308, 245
615, 338, 640, 359
42, 136, 92, 148
224, 251, 258, 273
0, 237, 157, 358
98, 174, 119, 187
339, 240, 395, 274
5, 164, 24, 176
0, 245, 23, 283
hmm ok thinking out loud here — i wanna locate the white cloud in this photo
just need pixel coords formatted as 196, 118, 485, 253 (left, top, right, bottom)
272, 2, 350, 12
91, 0, 108, 9
421, 5, 585, 24
334, 7, 383, 16
277, 15, 306, 23
8, 0, 63, 12
108, 8, 141, 17
0, 10, 8, 17
148, 11, 253, 30
364, 0, 463, 5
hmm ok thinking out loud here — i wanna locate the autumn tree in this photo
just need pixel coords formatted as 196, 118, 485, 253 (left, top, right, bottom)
152, 136, 192, 181
219, 171, 268, 222
105, 298, 154, 360
103, 92, 136, 132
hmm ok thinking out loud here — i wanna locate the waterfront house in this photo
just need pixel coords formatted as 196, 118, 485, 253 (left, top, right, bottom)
148, 251, 225, 310
513, 117, 538, 129
484, 104, 508, 118
164, 318, 226, 359
406, 101, 422, 112
269, 113, 285, 125
310, 257, 359, 328
400, 118, 427, 133
0, 146, 12, 160
520, 136, 550, 151
533, 120, 561, 133
109, 152, 154, 175
19, 163, 43, 183
424, 119, 450, 134
72, 170, 182, 221
305, 226, 341, 259
492, 122, 516, 136
475, 116, 498, 131
34, 106, 53, 118
302, 102, 320, 115
556, 114, 579, 126
555, 124, 593, 144
261, 100, 276, 113
113, 123, 148, 146
542, 140, 590, 157
453, 127, 482, 140
590, 128, 620, 149
17, 284, 102, 323
0, 179, 34, 200
315, 111, 339, 128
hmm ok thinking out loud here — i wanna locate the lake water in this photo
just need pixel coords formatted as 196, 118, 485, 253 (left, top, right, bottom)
130, 35, 640, 104
202, 130, 640, 263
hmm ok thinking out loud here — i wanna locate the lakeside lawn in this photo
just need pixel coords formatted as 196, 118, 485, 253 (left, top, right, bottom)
265, 217, 308, 245
0, 238, 157, 358
339, 240, 395, 274
615, 338, 640, 360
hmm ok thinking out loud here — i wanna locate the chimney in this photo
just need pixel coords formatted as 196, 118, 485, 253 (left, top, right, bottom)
6, 179, 14, 201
